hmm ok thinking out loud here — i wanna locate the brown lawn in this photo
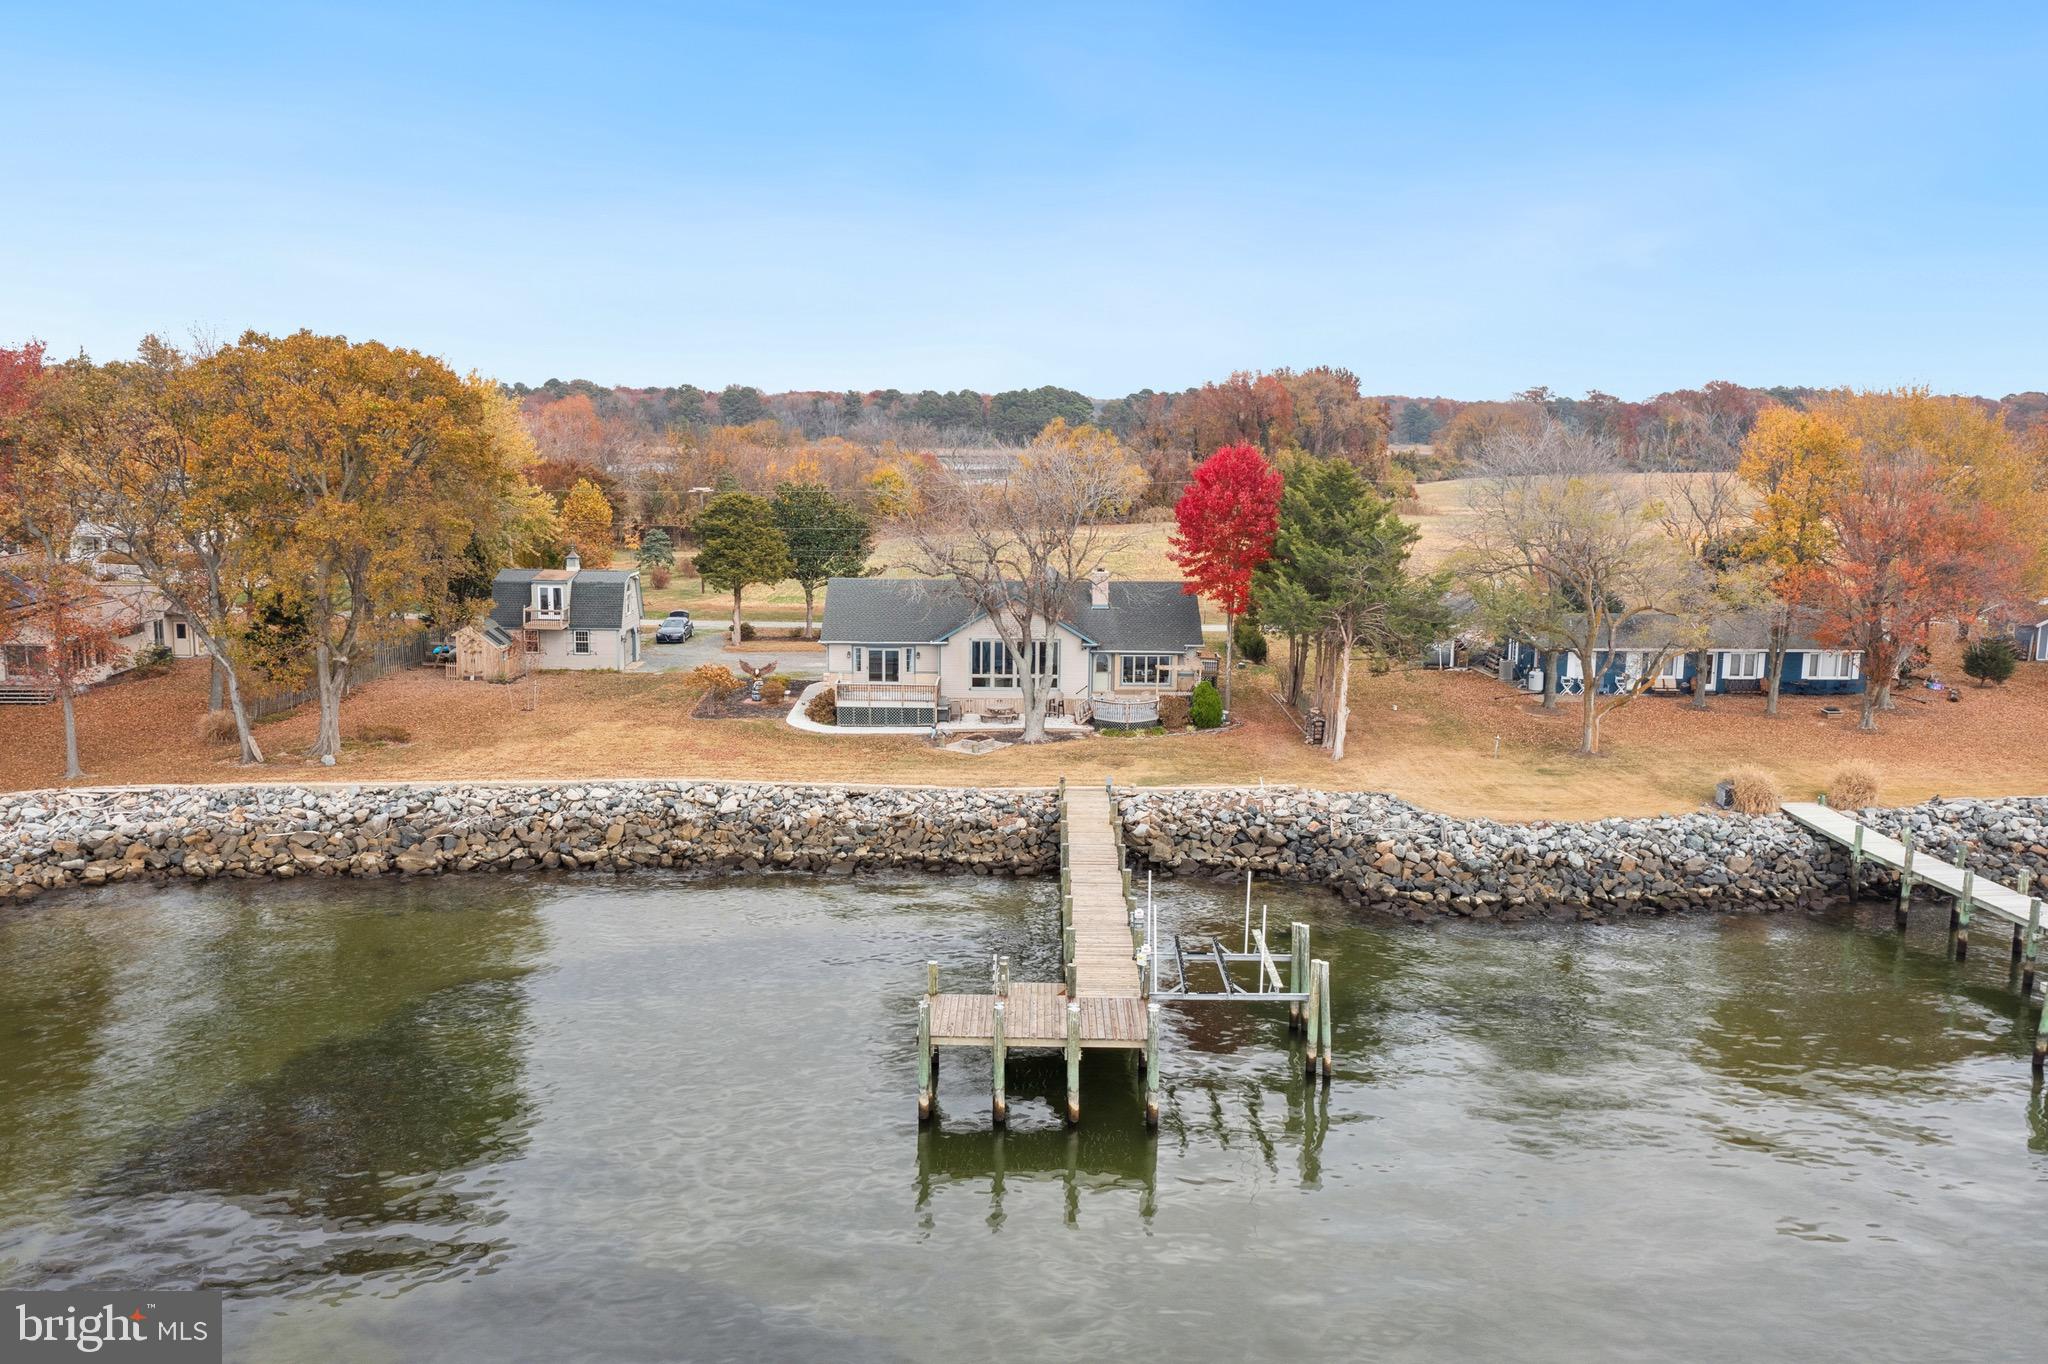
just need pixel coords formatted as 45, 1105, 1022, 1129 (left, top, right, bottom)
3, 630, 2040, 820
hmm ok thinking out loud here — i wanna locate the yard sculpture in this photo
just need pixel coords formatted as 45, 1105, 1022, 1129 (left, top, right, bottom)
738, 659, 777, 702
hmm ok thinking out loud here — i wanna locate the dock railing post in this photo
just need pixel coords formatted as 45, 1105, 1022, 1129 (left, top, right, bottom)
1956, 869, 1974, 960
1065, 1001, 1082, 1125
2024, 896, 2042, 996
1144, 1002, 1161, 1128
991, 1001, 1008, 1126
1897, 830, 1915, 931
917, 998, 934, 1122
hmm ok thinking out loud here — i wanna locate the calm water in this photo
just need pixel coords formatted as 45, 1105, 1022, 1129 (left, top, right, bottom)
2, 870, 2046, 1363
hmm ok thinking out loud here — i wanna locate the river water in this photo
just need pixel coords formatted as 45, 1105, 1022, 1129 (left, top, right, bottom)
2, 871, 2044, 1363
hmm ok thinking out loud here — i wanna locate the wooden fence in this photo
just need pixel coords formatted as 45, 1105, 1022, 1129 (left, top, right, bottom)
245, 629, 430, 721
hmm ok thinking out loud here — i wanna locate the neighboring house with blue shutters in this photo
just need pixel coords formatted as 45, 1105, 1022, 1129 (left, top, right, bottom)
1502, 607, 1865, 697
2009, 607, 2048, 663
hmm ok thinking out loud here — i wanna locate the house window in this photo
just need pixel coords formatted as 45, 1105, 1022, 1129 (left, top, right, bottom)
174, 622, 187, 641
1655, 651, 1687, 684
535, 584, 564, 616
970, 640, 1016, 689
1120, 654, 1175, 686
1721, 650, 1765, 680
1026, 640, 1058, 687
1809, 651, 1860, 680
152, 620, 165, 647
867, 648, 901, 682
573, 630, 592, 655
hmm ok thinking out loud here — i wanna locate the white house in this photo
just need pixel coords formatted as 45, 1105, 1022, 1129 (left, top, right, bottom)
818, 568, 1207, 726
0, 562, 176, 702
483, 553, 643, 672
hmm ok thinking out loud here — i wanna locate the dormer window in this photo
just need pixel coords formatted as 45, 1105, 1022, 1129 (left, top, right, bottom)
535, 584, 564, 617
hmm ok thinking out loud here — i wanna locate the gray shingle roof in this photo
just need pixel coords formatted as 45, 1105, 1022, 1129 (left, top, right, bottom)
819, 577, 1204, 652
489, 568, 637, 632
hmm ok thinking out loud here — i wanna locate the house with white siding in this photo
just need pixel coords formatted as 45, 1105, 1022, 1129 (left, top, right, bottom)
818, 568, 1206, 726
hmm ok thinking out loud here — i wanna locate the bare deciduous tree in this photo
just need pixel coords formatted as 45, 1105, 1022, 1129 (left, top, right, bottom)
901, 421, 1142, 743
1462, 421, 1688, 755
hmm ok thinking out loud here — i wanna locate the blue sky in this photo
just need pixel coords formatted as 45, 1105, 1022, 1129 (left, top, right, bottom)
4, 3, 2044, 399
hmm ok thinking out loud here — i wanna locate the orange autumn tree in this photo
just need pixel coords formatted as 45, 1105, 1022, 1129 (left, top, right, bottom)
1800, 445, 2019, 732
0, 555, 138, 779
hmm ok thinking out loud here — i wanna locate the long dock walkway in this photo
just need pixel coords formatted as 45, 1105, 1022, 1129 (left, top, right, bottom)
918, 778, 1333, 1126
920, 780, 1155, 1126
1784, 799, 2047, 1071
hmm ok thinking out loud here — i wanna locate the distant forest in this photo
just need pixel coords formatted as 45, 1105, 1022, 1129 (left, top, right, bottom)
505, 370, 2048, 515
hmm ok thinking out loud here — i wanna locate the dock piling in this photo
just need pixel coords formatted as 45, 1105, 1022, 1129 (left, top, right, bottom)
917, 999, 934, 1122
2013, 872, 2032, 962
1957, 869, 1974, 960
1303, 954, 1323, 1079
1144, 1002, 1160, 1128
1850, 823, 1864, 897
2024, 897, 2042, 996
1315, 959, 1333, 1083
1065, 1001, 1082, 1125
1288, 922, 1308, 1031
1897, 830, 1915, 931
990, 1000, 1008, 1126
2036, 1001, 2047, 1075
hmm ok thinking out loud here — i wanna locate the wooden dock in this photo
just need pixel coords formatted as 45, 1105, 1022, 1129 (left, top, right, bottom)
917, 779, 1332, 1127
1784, 799, 2047, 1071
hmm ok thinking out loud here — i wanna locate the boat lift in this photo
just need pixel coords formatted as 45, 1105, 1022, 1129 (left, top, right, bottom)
1139, 869, 1334, 1081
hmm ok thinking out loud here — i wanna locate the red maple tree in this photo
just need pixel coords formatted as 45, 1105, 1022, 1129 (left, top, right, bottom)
1799, 449, 2020, 732
1167, 442, 1284, 716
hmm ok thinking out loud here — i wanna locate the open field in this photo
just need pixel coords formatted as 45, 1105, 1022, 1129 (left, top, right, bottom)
4, 630, 2039, 820
632, 472, 1725, 622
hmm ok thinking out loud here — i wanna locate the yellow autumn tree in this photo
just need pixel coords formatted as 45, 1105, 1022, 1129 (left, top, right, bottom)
1737, 404, 1853, 715
196, 330, 519, 761
560, 477, 616, 566
1813, 387, 2048, 594
865, 461, 918, 522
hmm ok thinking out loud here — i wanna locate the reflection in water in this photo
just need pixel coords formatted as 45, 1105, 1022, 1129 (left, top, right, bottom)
1, 881, 543, 1295
2, 871, 2046, 1364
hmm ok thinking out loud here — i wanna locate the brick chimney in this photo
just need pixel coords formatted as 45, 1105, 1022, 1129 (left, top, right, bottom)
1089, 565, 1110, 608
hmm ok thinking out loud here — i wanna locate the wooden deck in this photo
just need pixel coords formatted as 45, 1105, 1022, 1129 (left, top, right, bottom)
1062, 783, 1142, 999
1783, 801, 2041, 927
929, 982, 1149, 1049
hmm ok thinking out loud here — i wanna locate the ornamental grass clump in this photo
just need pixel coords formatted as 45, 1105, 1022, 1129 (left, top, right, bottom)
1724, 766, 1782, 816
1827, 760, 1880, 811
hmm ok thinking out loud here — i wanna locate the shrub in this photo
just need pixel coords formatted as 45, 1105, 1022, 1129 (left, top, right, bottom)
1962, 637, 2018, 686
806, 687, 838, 725
685, 663, 746, 695
1232, 615, 1268, 665
761, 676, 788, 705
128, 643, 174, 676
1157, 692, 1192, 730
1189, 679, 1223, 729
1828, 760, 1880, 811
649, 565, 672, 590
1368, 650, 1392, 676
739, 621, 757, 641
195, 709, 239, 745
354, 722, 412, 745
1723, 766, 1782, 815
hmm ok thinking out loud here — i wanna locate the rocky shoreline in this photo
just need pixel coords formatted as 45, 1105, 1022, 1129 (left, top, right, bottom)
3, 780, 2044, 920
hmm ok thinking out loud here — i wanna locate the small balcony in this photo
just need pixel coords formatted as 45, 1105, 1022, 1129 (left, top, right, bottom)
523, 605, 568, 630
